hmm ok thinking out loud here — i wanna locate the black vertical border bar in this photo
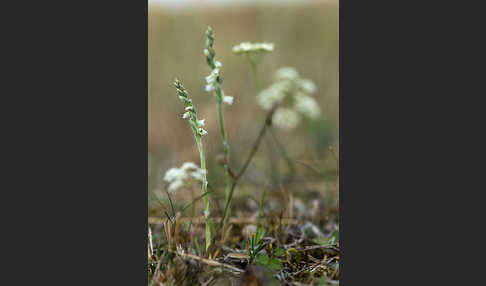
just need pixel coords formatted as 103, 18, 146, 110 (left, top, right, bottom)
5, 0, 150, 284
339, 0, 343, 282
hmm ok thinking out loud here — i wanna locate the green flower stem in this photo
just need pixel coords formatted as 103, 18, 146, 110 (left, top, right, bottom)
248, 54, 261, 92
195, 135, 212, 251
215, 91, 233, 226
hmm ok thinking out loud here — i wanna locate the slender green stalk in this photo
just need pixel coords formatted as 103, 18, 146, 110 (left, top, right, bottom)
174, 79, 212, 251
216, 96, 233, 217
204, 27, 233, 228
195, 135, 212, 250
248, 54, 261, 92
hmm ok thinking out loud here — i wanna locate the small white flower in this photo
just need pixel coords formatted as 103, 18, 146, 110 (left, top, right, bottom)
185, 106, 194, 111
222, 95, 234, 105
190, 168, 206, 181
272, 108, 300, 131
164, 162, 206, 192
182, 112, 190, 119
214, 61, 222, 68
298, 79, 317, 94
197, 119, 205, 127
275, 67, 299, 81
295, 94, 321, 119
232, 42, 274, 54
168, 180, 184, 193
257, 86, 285, 110
199, 128, 207, 135
205, 68, 219, 93
260, 43, 274, 51
164, 167, 188, 183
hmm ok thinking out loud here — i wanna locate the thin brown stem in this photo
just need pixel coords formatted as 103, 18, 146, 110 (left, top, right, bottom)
215, 107, 276, 244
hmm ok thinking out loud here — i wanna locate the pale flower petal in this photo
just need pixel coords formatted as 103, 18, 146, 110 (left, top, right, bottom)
168, 180, 184, 193
222, 95, 234, 105
298, 79, 317, 94
181, 162, 199, 171
199, 128, 207, 135
232, 42, 274, 54
295, 94, 321, 119
275, 67, 299, 81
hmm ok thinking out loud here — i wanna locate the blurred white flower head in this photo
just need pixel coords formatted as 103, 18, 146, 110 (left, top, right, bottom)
258, 67, 321, 131
257, 86, 285, 110
163, 162, 206, 193
181, 162, 199, 170
275, 67, 299, 81
298, 79, 317, 94
232, 42, 274, 54
272, 108, 300, 131
295, 93, 320, 119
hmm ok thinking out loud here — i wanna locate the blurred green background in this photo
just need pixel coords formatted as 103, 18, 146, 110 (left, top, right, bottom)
149, 0, 339, 214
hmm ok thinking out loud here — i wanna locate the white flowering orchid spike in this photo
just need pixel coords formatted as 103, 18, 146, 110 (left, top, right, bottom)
174, 80, 212, 251
204, 27, 234, 236
232, 42, 274, 54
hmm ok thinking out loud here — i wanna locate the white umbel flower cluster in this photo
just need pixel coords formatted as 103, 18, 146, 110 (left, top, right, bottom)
232, 42, 274, 54
258, 67, 321, 131
163, 162, 206, 193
